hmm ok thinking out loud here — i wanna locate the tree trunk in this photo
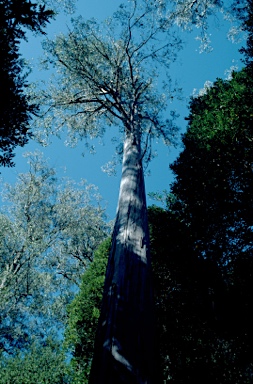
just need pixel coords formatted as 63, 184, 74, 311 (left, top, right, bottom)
89, 132, 154, 384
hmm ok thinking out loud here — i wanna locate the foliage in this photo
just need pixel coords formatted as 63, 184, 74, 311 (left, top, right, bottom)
0, 0, 54, 38
149, 203, 253, 383
0, 0, 54, 167
0, 338, 70, 384
149, 206, 218, 383
153, 65, 253, 382
34, 0, 247, 149
0, 151, 110, 353
38, 0, 76, 15
33, 0, 182, 161
239, 0, 253, 66
64, 238, 111, 383
148, 8, 253, 377
171, 68, 253, 270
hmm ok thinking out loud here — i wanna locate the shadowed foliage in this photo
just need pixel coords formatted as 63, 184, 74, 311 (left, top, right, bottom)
0, 0, 53, 167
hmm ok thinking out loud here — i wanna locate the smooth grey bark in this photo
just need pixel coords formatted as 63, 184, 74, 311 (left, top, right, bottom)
89, 131, 154, 384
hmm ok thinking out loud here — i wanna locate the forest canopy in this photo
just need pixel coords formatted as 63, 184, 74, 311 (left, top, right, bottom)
1, 0, 252, 383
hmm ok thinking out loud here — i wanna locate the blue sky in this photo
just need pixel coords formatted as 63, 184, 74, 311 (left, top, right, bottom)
0, 0, 245, 220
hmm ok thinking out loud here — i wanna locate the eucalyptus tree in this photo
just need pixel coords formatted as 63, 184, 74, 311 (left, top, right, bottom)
0, 151, 109, 353
34, 1, 181, 381
32, 0, 246, 382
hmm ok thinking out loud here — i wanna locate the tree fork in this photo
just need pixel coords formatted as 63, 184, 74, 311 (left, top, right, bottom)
89, 132, 154, 384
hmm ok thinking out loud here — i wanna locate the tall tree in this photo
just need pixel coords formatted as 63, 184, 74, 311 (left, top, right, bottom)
32, 0, 247, 382
34, 1, 181, 382
167, 64, 253, 382
0, 0, 54, 167
0, 151, 110, 353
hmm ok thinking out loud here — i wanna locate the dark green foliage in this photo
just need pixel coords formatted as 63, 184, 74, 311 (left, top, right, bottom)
171, 68, 253, 270
155, 66, 253, 382
0, 1, 54, 39
64, 238, 111, 383
235, 0, 253, 66
0, 338, 69, 383
149, 205, 253, 383
0, 0, 53, 167
0, 32, 32, 167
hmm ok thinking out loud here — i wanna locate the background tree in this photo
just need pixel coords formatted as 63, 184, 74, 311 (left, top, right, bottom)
0, 0, 54, 167
233, 0, 253, 67
64, 238, 111, 383
148, 7, 253, 379
171, 67, 253, 272
0, 151, 110, 353
159, 59, 253, 382
0, 338, 70, 384
148, 205, 247, 384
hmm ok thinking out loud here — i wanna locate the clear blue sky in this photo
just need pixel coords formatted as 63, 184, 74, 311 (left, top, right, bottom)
0, 0, 245, 219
